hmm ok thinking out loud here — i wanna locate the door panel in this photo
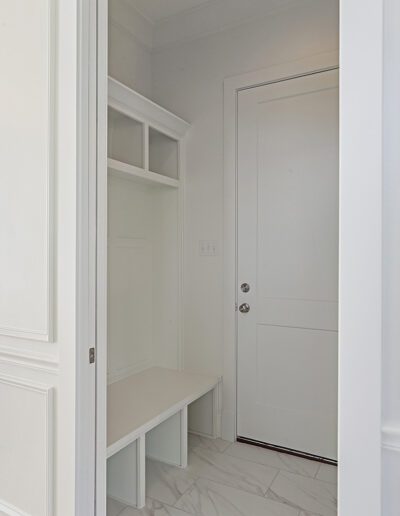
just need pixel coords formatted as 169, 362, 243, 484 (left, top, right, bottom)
237, 70, 339, 459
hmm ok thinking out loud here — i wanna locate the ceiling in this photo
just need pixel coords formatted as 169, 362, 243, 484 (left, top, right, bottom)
130, 0, 212, 23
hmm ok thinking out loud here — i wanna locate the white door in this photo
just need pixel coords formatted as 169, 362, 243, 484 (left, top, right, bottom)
237, 69, 339, 460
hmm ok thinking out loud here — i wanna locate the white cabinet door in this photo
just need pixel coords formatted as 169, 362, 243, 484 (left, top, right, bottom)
237, 70, 339, 460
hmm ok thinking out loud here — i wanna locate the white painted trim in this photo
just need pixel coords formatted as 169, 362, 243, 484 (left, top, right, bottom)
75, 0, 97, 514
180, 407, 188, 468
108, 159, 180, 188
96, 0, 109, 514
0, 0, 55, 343
222, 51, 339, 442
339, 1, 383, 514
152, 0, 316, 51
177, 133, 188, 371
108, 77, 190, 139
136, 435, 146, 509
0, 374, 54, 516
0, 345, 59, 373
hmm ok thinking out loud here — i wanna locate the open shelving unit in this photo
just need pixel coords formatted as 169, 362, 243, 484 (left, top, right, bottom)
108, 77, 189, 189
107, 77, 191, 387
107, 78, 223, 510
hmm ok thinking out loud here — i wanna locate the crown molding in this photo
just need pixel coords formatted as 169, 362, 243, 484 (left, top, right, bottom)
111, 0, 328, 52
152, 0, 307, 51
109, 0, 153, 50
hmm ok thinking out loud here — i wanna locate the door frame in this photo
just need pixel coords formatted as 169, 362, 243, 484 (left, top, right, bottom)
233, 67, 340, 461
76, 0, 98, 514
95, 0, 109, 514
223, 40, 384, 516
83, 2, 385, 513
222, 51, 339, 444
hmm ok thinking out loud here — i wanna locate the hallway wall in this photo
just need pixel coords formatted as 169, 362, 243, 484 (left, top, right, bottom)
108, 0, 153, 97
151, 0, 339, 377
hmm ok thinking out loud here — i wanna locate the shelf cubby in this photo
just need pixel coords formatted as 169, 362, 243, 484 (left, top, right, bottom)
149, 127, 179, 180
108, 77, 189, 189
108, 106, 144, 168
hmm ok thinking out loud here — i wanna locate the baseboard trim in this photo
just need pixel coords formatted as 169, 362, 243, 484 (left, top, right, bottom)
236, 436, 338, 466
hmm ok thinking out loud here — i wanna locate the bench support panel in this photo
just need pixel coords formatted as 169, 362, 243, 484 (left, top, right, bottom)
107, 435, 146, 509
106, 381, 220, 509
146, 407, 188, 467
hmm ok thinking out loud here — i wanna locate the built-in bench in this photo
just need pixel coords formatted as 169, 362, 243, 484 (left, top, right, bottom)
107, 367, 219, 508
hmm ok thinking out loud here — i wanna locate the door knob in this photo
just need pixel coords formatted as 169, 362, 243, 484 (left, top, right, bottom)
239, 303, 250, 313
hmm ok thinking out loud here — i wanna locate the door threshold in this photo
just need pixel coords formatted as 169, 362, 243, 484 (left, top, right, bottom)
236, 436, 338, 466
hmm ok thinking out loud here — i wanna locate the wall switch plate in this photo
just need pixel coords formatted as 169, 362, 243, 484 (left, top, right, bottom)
199, 240, 218, 256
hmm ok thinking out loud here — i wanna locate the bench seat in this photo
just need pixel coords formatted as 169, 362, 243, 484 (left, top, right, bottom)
107, 367, 219, 508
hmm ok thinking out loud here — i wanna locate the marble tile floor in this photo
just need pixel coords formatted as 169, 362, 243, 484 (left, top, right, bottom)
108, 435, 337, 516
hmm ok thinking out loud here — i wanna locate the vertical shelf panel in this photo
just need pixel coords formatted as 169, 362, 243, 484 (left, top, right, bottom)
108, 107, 144, 168
149, 127, 179, 179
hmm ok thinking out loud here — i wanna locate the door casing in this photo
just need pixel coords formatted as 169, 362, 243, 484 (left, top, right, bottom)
86, 5, 386, 511
235, 69, 339, 459
222, 52, 339, 444
223, 46, 384, 516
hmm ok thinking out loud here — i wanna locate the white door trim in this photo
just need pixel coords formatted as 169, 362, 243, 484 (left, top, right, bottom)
95, 0, 109, 514
76, 0, 98, 514
339, 0, 383, 514
222, 51, 339, 443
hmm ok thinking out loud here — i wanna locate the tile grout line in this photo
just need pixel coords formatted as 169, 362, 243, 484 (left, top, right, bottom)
173, 473, 308, 516
219, 445, 322, 481
116, 504, 128, 516
175, 471, 282, 506
147, 497, 193, 516
188, 446, 281, 490
314, 461, 322, 479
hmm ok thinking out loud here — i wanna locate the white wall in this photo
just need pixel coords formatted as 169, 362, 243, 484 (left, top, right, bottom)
108, 0, 153, 97
339, 0, 383, 513
382, 0, 400, 513
151, 0, 339, 377
0, 0, 81, 514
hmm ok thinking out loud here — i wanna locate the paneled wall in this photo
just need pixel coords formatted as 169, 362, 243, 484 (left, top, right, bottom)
0, 0, 80, 514
107, 175, 181, 383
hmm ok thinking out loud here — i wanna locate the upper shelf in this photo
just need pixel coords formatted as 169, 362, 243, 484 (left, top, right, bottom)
108, 77, 190, 186
108, 158, 180, 189
108, 77, 190, 140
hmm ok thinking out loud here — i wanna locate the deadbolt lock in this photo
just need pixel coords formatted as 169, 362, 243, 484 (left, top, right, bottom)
241, 283, 250, 293
239, 303, 250, 313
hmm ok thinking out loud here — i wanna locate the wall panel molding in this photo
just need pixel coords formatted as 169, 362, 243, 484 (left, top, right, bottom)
0, 0, 55, 342
0, 374, 54, 516
0, 344, 59, 374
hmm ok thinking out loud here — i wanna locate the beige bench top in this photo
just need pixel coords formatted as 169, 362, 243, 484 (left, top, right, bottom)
107, 367, 219, 457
